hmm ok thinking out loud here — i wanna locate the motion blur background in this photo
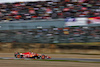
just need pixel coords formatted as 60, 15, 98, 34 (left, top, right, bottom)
0, 2, 100, 67
0, 0, 100, 43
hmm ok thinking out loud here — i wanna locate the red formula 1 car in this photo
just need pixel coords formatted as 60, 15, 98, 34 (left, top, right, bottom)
14, 52, 51, 59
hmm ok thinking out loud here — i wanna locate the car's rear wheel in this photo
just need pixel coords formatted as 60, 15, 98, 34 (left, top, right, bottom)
16, 54, 21, 58
15, 54, 23, 58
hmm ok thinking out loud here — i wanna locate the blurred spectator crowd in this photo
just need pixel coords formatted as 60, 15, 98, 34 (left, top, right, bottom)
0, 0, 100, 22
0, 26, 100, 43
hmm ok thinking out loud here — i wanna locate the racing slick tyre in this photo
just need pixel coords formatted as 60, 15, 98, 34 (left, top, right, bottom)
15, 54, 23, 58
40, 55, 46, 59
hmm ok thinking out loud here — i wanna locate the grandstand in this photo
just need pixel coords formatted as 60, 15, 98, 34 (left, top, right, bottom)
0, 0, 100, 43
0, 0, 100, 22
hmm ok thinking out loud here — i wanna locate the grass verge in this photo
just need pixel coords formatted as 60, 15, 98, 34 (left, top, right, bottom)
57, 42, 100, 45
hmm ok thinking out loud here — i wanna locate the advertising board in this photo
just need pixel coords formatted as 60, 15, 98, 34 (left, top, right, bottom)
65, 17, 88, 26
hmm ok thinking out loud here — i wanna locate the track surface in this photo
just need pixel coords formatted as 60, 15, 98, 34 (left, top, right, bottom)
1, 60, 100, 67
0, 57, 100, 62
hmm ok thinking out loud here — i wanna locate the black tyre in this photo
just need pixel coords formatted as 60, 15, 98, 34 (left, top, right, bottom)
15, 54, 21, 58
40, 55, 46, 59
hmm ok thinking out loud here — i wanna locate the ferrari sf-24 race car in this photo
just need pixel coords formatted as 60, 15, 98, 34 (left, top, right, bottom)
14, 52, 51, 59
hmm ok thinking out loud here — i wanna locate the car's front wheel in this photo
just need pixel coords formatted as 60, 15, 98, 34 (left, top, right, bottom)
40, 55, 46, 59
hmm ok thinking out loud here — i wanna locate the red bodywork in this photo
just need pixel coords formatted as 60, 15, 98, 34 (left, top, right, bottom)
14, 52, 51, 59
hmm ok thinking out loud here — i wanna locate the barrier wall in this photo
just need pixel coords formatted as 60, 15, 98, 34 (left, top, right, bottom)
0, 19, 65, 30
0, 18, 100, 30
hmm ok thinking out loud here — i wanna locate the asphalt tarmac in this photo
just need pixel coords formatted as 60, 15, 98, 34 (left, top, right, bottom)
0, 57, 100, 62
